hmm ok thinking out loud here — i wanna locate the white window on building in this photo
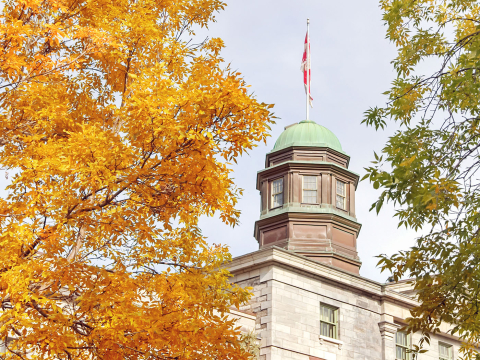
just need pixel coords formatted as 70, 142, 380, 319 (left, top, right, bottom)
439, 343, 453, 360
396, 331, 410, 360
272, 178, 283, 208
320, 304, 338, 339
336, 179, 346, 210
303, 175, 317, 203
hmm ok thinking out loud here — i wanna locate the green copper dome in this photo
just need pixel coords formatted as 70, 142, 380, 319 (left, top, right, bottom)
272, 120, 344, 153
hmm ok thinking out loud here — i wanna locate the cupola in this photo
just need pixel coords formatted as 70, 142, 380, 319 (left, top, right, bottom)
254, 120, 362, 274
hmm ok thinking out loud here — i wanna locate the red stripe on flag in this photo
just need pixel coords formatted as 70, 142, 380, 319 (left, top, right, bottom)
301, 32, 313, 107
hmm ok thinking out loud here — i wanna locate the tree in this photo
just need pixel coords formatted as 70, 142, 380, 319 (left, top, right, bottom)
0, 0, 273, 359
363, 0, 480, 357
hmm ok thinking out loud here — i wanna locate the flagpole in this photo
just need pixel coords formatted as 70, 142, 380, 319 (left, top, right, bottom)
306, 18, 310, 121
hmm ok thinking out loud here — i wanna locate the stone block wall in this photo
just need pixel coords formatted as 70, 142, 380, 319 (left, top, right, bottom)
230, 249, 463, 360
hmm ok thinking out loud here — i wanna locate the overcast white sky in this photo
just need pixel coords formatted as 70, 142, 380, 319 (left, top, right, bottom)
197, 0, 420, 282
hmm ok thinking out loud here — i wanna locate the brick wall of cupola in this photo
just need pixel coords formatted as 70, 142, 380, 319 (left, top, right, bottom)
254, 122, 362, 274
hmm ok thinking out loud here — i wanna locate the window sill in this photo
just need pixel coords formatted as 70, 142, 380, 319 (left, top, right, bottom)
270, 205, 283, 210
319, 335, 344, 349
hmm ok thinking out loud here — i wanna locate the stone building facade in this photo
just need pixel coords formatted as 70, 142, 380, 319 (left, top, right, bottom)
228, 120, 461, 360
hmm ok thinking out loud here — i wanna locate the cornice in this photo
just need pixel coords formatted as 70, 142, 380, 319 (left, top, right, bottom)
256, 206, 362, 230
266, 145, 350, 165
294, 249, 362, 266
226, 246, 419, 308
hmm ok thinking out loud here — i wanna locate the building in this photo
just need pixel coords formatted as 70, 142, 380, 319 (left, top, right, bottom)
228, 120, 460, 360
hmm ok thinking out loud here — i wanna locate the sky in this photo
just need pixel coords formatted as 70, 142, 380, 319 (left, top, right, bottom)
197, 0, 421, 282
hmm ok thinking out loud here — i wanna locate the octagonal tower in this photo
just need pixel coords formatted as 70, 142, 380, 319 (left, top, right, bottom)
254, 120, 362, 274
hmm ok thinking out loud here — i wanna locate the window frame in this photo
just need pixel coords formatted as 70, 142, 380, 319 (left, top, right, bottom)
439, 342, 453, 360
302, 175, 318, 204
335, 179, 347, 210
396, 331, 410, 360
319, 303, 338, 340
271, 178, 284, 209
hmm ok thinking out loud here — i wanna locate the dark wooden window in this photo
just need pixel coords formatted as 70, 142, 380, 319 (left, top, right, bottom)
320, 304, 338, 339
303, 175, 317, 203
336, 180, 346, 210
272, 178, 283, 208
396, 331, 410, 360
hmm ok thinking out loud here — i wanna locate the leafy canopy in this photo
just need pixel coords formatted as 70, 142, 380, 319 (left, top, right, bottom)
363, 0, 480, 357
0, 0, 273, 359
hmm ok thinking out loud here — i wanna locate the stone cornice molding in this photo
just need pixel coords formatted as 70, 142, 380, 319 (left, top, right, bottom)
256, 206, 361, 229
378, 321, 401, 340
227, 246, 419, 308
265, 145, 351, 168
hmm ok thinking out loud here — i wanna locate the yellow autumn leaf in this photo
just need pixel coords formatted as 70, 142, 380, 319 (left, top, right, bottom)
0, 0, 274, 359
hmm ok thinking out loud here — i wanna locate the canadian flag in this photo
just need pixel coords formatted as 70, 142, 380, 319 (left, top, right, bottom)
301, 31, 313, 107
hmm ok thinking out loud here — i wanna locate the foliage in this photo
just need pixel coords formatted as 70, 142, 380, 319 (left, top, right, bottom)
363, 1, 480, 358
238, 331, 259, 359
0, 0, 274, 359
